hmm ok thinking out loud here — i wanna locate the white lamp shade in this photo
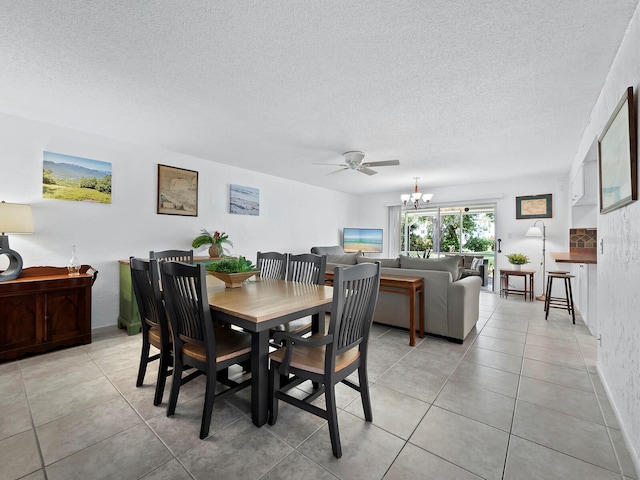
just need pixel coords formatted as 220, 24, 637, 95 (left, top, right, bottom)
0, 202, 34, 234
422, 193, 433, 202
400, 194, 411, 203
525, 226, 542, 237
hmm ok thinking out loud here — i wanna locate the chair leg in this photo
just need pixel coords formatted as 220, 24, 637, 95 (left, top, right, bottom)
268, 364, 280, 425
544, 276, 553, 319
167, 357, 183, 416
325, 383, 342, 458
566, 277, 576, 324
153, 352, 171, 406
358, 366, 373, 422
136, 337, 151, 387
200, 371, 216, 439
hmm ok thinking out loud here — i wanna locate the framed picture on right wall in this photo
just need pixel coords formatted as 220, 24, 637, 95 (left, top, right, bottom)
598, 86, 637, 214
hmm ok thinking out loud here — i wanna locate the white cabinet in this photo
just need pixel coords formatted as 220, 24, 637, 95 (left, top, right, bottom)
571, 162, 598, 206
574, 263, 598, 336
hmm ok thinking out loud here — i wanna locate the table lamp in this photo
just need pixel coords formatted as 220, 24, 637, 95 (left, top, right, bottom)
0, 201, 34, 281
525, 220, 546, 301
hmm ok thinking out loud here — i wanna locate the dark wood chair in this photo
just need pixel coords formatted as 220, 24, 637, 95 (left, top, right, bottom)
270, 253, 328, 337
160, 261, 252, 439
256, 251, 288, 280
130, 257, 172, 406
268, 262, 381, 458
149, 249, 194, 263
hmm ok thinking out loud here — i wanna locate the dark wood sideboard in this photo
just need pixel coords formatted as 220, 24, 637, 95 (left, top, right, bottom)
0, 265, 98, 362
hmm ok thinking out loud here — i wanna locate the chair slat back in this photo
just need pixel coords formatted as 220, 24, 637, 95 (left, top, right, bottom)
130, 257, 170, 343
150, 249, 194, 264
161, 262, 213, 351
287, 253, 327, 285
328, 263, 380, 355
257, 251, 288, 280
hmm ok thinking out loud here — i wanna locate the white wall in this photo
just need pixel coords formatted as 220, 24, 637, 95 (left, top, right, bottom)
568, 4, 640, 471
358, 174, 570, 296
0, 113, 358, 329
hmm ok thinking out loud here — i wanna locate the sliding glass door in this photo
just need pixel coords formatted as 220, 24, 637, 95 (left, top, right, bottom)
400, 204, 496, 286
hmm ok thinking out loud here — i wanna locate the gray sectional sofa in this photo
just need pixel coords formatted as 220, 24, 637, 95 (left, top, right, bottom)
311, 246, 482, 342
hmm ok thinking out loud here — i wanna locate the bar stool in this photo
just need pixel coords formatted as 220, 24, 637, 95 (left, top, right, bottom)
544, 272, 576, 323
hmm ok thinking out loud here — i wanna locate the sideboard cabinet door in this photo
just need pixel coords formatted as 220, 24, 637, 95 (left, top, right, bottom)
0, 293, 42, 354
46, 288, 90, 343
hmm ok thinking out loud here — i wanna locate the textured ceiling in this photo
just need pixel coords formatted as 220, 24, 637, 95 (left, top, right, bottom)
1, 1, 639, 195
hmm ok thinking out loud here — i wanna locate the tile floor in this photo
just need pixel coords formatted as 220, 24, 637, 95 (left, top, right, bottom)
1, 291, 637, 480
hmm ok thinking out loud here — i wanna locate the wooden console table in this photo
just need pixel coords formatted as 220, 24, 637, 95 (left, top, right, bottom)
325, 271, 425, 346
118, 256, 217, 335
499, 269, 535, 301
0, 265, 98, 362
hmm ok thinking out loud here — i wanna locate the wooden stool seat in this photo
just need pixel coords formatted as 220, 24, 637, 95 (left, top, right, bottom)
544, 272, 576, 323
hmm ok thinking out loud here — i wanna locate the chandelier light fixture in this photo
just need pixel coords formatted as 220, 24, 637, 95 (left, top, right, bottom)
401, 177, 433, 209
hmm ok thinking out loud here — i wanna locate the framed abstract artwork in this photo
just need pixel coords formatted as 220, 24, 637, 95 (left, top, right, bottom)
598, 86, 637, 214
157, 164, 198, 216
516, 194, 552, 219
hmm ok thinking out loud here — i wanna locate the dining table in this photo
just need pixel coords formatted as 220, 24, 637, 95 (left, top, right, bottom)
206, 275, 333, 427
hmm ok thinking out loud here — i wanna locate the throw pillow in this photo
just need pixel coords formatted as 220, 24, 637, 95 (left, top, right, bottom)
399, 255, 461, 281
326, 252, 361, 265
356, 256, 400, 268
471, 257, 482, 270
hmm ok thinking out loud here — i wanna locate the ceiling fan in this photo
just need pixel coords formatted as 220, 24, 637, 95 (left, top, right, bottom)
313, 151, 400, 176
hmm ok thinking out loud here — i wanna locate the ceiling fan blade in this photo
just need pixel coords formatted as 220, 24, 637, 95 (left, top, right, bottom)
364, 160, 400, 167
327, 168, 349, 175
312, 162, 347, 167
359, 167, 378, 176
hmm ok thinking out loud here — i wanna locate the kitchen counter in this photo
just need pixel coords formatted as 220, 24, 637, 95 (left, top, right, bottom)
550, 250, 597, 264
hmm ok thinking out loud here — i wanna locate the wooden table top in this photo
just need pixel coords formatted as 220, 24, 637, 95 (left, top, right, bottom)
550, 251, 597, 264
206, 276, 333, 324
325, 271, 424, 284
499, 269, 536, 275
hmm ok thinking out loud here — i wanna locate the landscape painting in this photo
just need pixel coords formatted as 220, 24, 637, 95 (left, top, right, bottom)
43, 151, 112, 203
230, 184, 259, 215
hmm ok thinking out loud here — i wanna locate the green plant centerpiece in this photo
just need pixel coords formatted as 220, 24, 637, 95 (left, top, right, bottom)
506, 253, 529, 270
192, 229, 232, 258
205, 255, 259, 288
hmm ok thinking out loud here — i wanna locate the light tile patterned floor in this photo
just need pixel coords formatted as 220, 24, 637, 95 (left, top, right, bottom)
0, 291, 637, 480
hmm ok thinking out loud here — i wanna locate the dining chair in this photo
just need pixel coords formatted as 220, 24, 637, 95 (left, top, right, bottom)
130, 257, 172, 406
160, 261, 252, 439
270, 253, 328, 337
268, 262, 381, 458
149, 249, 194, 263
256, 251, 288, 280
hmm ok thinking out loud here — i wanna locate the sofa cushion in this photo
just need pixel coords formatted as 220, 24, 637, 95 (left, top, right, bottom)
399, 255, 461, 281
326, 252, 361, 265
356, 256, 400, 268
470, 257, 482, 270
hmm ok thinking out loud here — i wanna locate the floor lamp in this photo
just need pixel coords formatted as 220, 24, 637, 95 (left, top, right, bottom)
525, 220, 546, 301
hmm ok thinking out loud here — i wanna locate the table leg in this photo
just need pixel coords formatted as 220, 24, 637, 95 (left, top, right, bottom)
418, 285, 425, 339
250, 330, 269, 427
408, 287, 416, 346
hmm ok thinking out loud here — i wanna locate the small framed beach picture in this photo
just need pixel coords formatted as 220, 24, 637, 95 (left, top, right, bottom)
230, 184, 259, 216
